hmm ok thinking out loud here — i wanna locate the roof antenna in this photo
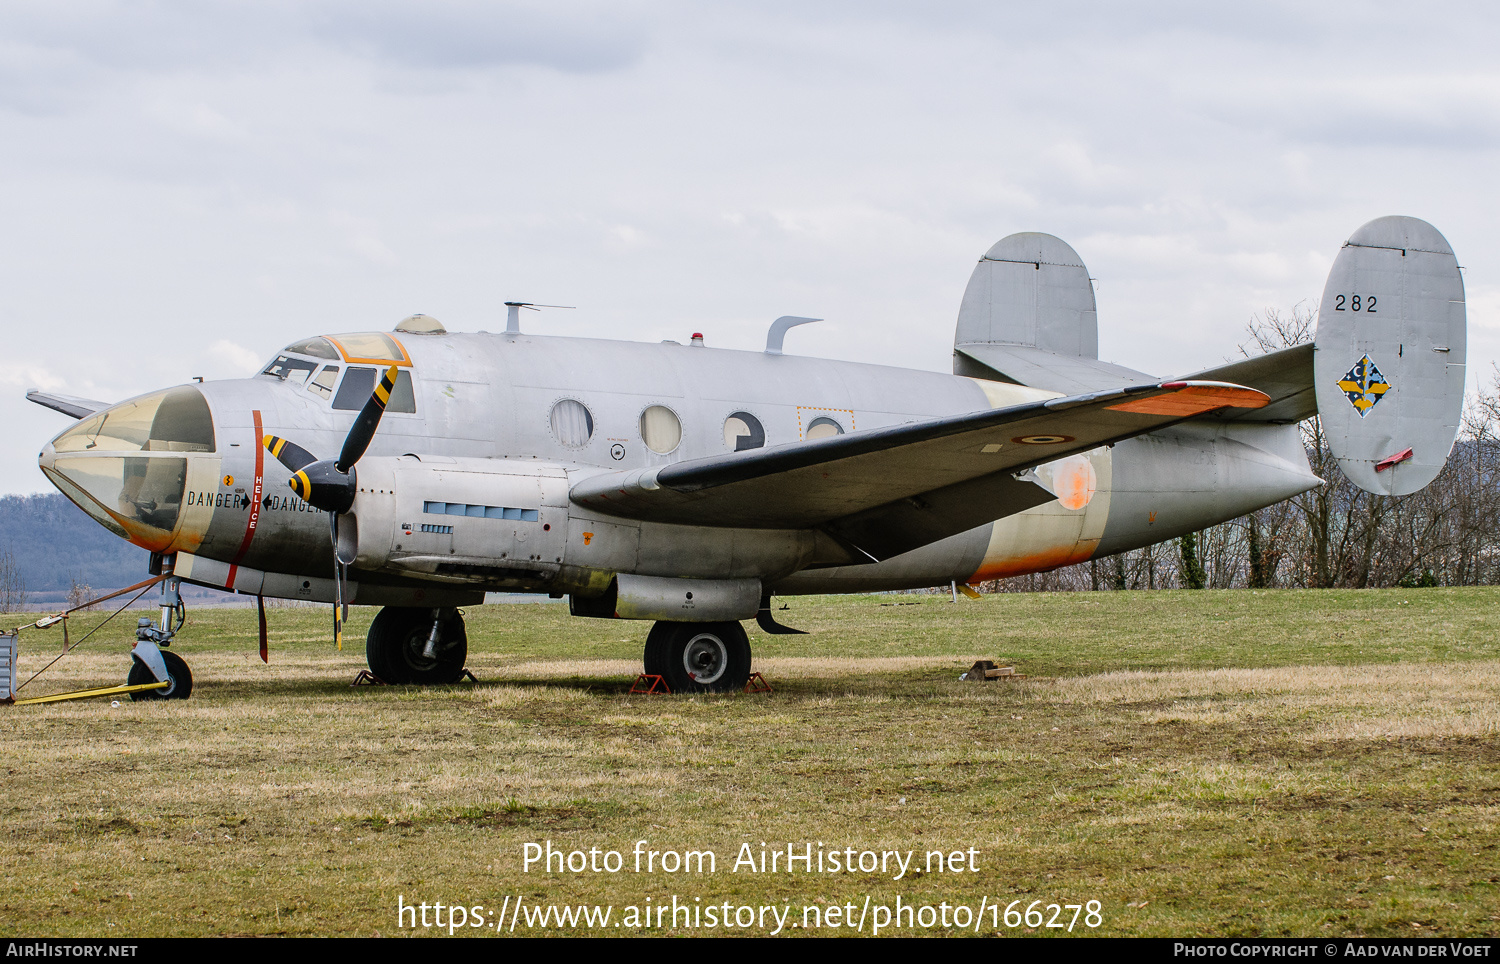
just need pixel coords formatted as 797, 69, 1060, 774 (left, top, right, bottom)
504, 301, 575, 335
765, 316, 821, 355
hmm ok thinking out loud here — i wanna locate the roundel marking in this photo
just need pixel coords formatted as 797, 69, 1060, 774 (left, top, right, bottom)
1013, 434, 1074, 445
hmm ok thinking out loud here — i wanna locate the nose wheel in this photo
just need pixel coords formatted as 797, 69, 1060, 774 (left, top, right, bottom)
127, 650, 193, 700
644, 621, 751, 693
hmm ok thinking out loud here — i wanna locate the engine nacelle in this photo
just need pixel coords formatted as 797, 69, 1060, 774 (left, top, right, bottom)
345, 456, 819, 602
569, 573, 761, 621
347, 456, 572, 590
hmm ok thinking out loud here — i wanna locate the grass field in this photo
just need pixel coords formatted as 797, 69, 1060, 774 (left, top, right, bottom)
2, 588, 1497, 937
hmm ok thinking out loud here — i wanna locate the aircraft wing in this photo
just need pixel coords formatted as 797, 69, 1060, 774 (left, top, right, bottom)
26, 390, 111, 420
570, 380, 1269, 560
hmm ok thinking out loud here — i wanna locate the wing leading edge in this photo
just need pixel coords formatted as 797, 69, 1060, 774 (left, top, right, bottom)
570, 380, 1270, 560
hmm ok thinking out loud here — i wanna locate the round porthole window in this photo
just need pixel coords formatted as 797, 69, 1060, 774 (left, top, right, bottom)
805, 416, 844, 440
640, 405, 683, 454
549, 398, 595, 448
723, 412, 765, 451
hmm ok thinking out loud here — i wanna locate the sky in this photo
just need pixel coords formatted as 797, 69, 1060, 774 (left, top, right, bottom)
4, 1, 1499, 494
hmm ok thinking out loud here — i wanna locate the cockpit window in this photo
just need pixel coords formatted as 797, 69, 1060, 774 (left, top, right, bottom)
52, 386, 215, 454
261, 355, 319, 384
307, 365, 340, 400
332, 367, 416, 413
283, 336, 340, 359
326, 332, 411, 365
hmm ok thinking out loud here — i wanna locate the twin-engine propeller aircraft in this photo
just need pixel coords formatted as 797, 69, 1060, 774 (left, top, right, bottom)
30, 216, 1466, 696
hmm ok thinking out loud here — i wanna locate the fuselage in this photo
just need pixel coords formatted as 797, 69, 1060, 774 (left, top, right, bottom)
38, 327, 1321, 604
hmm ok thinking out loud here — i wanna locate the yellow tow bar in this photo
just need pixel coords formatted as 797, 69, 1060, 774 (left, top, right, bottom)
8, 680, 169, 706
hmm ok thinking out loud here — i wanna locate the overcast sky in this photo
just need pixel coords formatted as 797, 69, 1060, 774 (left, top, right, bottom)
4, 1, 1498, 494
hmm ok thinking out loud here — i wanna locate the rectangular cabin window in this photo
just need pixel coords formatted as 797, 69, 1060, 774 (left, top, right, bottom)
332, 367, 416, 413
307, 366, 339, 401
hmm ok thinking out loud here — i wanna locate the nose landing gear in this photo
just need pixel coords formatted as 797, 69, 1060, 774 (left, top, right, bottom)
128, 577, 192, 700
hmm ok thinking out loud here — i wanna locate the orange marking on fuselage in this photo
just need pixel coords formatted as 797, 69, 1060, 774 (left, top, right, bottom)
1052, 457, 1097, 511
969, 544, 1094, 583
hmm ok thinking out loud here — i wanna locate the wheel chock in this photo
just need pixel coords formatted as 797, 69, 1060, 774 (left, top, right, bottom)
352, 669, 475, 687
743, 672, 772, 694
960, 660, 1026, 681
630, 674, 671, 695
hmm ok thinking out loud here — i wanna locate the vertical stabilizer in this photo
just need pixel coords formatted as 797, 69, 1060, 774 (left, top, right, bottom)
955, 233, 1098, 358
1314, 216, 1466, 496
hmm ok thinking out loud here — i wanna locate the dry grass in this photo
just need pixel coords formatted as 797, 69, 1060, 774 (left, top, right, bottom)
1, 588, 1497, 937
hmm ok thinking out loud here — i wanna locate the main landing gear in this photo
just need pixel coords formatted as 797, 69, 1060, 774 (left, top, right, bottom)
644, 621, 752, 693
366, 606, 468, 684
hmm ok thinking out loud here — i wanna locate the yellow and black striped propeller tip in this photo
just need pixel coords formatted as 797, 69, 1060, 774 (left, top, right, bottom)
373, 365, 398, 409
263, 435, 318, 473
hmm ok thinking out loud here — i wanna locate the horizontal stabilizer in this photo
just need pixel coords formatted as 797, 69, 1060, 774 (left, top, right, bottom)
1181, 343, 1316, 424
955, 343, 1155, 395
26, 391, 110, 420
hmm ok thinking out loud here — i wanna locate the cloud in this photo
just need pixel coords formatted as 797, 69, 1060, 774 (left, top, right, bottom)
207, 339, 263, 376
0, 1, 650, 85
310, 1, 651, 73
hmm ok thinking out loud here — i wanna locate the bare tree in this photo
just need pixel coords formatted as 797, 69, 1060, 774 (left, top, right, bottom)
0, 549, 26, 613
67, 573, 95, 612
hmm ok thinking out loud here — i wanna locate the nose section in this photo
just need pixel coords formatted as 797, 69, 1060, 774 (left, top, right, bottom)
42, 451, 190, 552
38, 385, 215, 552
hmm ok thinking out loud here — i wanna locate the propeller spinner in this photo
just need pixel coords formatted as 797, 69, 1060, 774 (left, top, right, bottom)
262, 365, 400, 649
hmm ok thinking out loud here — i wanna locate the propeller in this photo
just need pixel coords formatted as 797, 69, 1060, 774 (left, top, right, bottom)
263, 364, 400, 649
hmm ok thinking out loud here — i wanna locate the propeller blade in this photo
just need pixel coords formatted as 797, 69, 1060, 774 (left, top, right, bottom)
263, 435, 319, 473
330, 513, 346, 651
337, 365, 400, 472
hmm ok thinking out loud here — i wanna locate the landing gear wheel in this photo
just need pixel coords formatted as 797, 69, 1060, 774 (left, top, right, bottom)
366, 607, 468, 684
643, 622, 672, 679
128, 651, 193, 700
649, 621, 751, 694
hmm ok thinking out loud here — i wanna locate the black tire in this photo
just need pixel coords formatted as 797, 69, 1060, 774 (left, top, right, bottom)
366, 607, 467, 684
643, 622, 672, 679
655, 621, 751, 694
128, 651, 193, 701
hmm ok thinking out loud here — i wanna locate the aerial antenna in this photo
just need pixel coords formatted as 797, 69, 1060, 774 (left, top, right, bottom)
765, 316, 821, 355
505, 301, 575, 335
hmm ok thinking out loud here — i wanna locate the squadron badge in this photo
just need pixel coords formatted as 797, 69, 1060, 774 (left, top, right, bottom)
1337, 355, 1390, 417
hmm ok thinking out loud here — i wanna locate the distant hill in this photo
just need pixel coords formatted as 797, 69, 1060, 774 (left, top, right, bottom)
0, 493, 151, 594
